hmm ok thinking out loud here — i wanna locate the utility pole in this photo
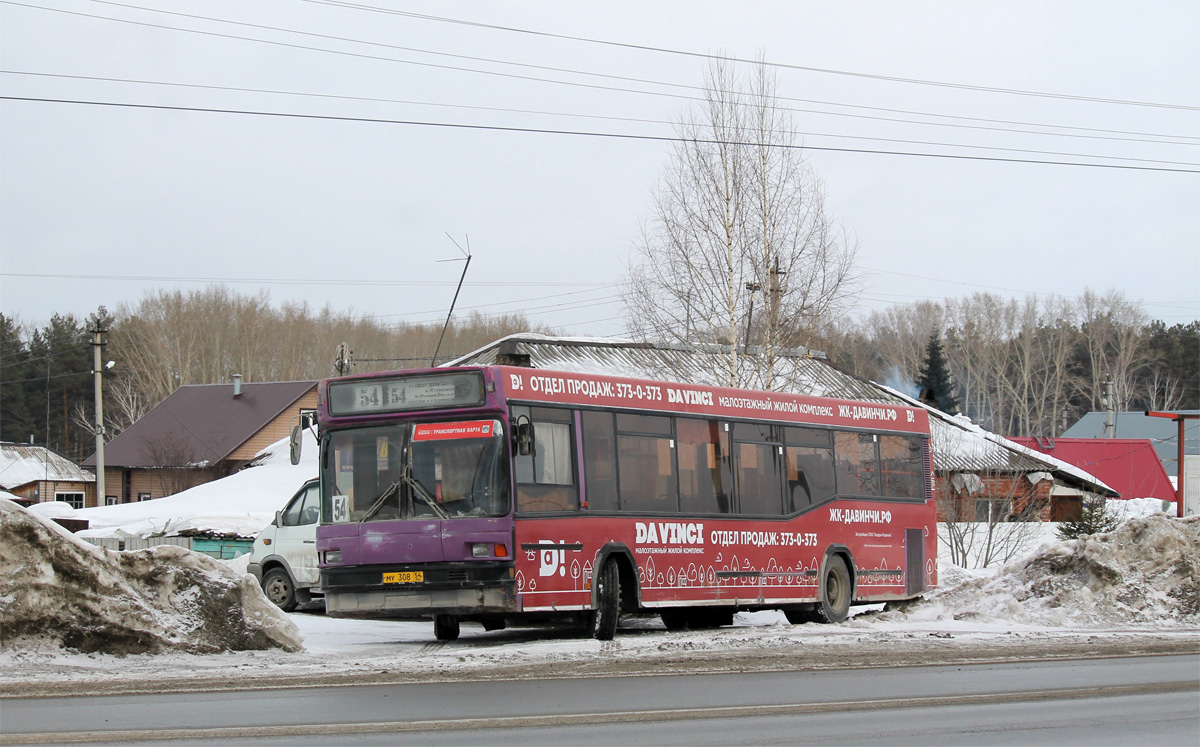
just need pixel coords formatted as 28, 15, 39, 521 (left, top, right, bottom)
333, 343, 352, 376
743, 282, 762, 351
1101, 375, 1116, 439
91, 321, 108, 507
765, 258, 786, 389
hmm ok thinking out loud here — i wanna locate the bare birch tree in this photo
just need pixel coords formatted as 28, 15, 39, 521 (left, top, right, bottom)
623, 58, 859, 389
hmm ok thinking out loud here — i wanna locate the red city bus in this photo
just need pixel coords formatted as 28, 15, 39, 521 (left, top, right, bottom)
312, 365, 936, 640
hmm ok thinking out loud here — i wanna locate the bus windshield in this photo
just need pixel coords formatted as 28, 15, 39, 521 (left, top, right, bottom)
322, 419, 510, 523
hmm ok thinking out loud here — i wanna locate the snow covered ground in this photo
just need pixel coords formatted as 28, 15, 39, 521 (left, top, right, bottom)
2, 436, 1196, 696
2, 505, 1196, 696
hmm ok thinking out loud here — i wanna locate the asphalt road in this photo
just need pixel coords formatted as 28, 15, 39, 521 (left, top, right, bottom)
2, 654, 1196, 745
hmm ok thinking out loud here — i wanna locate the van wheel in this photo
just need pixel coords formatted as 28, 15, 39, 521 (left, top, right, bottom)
433, 614, 460, 641
588, 560, 621, 640
262, 568, 297, 612
814, 556, 852, 624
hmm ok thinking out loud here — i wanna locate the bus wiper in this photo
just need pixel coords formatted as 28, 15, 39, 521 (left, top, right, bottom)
360, 480, 401, 523
403, 468, 449, 520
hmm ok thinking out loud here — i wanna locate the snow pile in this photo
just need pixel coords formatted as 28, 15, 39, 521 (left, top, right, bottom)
1108, 496, 1175, 521
899, 515, 1199, 627
0, 499, 302, 655
27, 430, 317, 540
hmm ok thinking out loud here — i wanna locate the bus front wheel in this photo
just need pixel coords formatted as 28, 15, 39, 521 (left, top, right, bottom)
589, 560, 621, 640
433, 613, 460, 641
814, 555, 852, 624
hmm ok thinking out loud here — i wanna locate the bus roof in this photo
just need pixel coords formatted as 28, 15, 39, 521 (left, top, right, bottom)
499, 366, 930, 435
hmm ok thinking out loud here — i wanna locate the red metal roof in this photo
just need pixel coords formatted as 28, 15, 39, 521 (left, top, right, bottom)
1009, 438, 1175, 501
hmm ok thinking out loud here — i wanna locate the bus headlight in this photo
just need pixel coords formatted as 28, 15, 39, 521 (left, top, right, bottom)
324, 550, 342, 564
471, 543, 490, 558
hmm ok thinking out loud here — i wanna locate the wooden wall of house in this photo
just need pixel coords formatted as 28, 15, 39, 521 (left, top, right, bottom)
227, 389, 318, 463
15, 480, 98, 507
101, 466, 218, 503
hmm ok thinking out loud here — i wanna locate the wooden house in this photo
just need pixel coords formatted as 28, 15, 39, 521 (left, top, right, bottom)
82, 379, 316, 505
0, 442, 96, 507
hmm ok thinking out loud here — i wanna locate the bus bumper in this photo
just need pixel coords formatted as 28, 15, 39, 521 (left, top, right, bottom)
320, 562, 517, 618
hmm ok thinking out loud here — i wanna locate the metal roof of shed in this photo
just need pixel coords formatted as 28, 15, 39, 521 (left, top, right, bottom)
0, 443, 95, 489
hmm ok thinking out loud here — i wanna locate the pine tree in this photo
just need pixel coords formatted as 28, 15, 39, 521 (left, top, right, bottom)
1056, 496, 1120, 540
916, 332, 960, 414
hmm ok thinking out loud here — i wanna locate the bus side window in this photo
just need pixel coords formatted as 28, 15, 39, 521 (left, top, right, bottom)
676, 417, 732, 514
616, 414, 678, 513
880, 434, 922, 498
582, 411, 619, 511
734, 443, 785, 515
784, 427, 835, 512
514, 406, 579, 513
834, 431, 881, 497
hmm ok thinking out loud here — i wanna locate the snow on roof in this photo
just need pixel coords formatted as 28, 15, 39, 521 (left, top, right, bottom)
448, 335, 1115, 495
30, 429, 319, 539
0, 443, 95, 489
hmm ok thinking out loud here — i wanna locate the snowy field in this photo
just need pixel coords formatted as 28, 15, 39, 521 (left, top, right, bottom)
1, 436, 1197, 696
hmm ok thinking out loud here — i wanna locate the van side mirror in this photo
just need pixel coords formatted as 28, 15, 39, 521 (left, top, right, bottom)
274, 510, 283, 527
514, 415, 535, 457
289, 424, 302, 465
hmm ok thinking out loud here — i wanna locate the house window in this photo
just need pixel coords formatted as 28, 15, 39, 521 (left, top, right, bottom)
138, 492, 152, 502
56, 492, 84, 509
105, 495, 118, 506
974, 498, 1013, 523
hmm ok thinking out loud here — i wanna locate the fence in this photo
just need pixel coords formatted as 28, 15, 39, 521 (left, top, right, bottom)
82, 536, 254, 560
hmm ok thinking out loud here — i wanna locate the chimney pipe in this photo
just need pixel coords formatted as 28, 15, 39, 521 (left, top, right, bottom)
233, 374, 243, 397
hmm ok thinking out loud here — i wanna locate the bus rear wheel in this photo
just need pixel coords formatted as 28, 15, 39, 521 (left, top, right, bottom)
433, 613, 460, 641
814, 555, 853, 624
588, 560, 621, 641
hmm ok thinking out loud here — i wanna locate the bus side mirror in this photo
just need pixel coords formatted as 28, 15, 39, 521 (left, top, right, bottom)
289, 424, 302, 465
514, 415, 534, 457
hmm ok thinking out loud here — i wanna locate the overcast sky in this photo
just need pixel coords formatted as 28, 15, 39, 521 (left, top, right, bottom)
2, 1, 1197, 345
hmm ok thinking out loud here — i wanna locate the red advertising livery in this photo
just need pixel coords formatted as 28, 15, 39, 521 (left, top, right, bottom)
313, 365, 936, 640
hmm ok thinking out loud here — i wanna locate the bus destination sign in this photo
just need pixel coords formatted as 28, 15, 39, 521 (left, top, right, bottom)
327, 372, 484, 416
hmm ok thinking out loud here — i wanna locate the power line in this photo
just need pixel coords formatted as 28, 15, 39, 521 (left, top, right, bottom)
65, 2, 1197, 138
7, 1, 1196, 147
6, 70, 1194, 166
4, 95, 1195, 173
307, 0, 1200, 111
0, 270, 607, 288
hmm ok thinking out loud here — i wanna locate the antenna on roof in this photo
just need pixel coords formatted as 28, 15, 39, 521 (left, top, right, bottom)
430, 234, 472, 368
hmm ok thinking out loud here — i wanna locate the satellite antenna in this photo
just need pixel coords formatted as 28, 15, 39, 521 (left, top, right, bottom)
430, 233, 471, 367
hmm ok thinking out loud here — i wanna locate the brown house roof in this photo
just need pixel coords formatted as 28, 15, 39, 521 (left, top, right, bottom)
84, 381, 316, 469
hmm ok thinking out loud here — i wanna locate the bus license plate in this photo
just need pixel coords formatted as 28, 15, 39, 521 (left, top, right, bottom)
383, 571, 423, 583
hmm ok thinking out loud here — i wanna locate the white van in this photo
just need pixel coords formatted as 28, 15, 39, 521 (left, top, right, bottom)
247, 478, 321, 611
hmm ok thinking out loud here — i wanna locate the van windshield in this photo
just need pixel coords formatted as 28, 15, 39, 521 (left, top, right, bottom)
322, 420, 510, 523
